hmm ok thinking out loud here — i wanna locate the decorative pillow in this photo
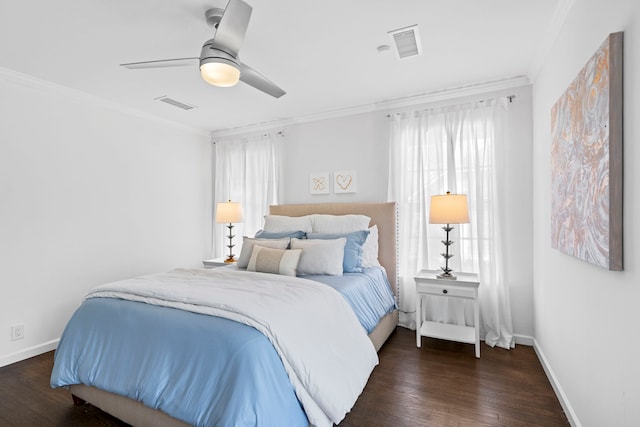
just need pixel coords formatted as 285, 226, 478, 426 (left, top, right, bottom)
254, 230, 306, 239
290, 237, 346, 276
361, 225, 382, 268
311, 214, 371, 234
247, 246, 302, 277
263, 215, 313, 233
307, 229, 370, 273
237, 237, 290, 269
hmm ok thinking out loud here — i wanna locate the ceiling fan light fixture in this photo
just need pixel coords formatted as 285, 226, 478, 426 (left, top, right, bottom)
123, 2, 285, 97
200, 59, 241, 87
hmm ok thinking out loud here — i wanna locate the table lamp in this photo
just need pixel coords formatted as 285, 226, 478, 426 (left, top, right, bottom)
429, 191, 469, 280
216, 200, 243, 263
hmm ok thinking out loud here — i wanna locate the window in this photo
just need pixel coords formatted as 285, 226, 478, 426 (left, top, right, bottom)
212, 132, 283, 258
388, 99, 514, 348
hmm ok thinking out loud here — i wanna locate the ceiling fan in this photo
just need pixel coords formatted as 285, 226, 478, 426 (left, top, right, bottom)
120, 0, 285, 98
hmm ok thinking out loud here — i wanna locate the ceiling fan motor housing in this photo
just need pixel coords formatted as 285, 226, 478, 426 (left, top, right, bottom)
200, 39, 239, 67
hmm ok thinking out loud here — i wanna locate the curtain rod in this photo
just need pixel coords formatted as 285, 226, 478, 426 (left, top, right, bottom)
386, 94, 516, 117
213, 130, 284, 144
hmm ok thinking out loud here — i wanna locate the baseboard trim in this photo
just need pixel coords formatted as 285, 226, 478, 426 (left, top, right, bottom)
514, 334, 534, 346
0, 339, 59, 368
533, 338, 581, 427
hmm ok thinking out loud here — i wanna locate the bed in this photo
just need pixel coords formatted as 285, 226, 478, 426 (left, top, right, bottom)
51, 202, 399, 427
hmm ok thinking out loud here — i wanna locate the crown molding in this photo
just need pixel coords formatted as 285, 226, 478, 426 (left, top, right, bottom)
0, 66, 208, 137
0, 66, 531, 141
210, 75, 531, 138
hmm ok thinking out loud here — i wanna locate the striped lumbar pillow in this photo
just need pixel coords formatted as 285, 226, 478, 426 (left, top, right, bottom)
247, 246, 302, 277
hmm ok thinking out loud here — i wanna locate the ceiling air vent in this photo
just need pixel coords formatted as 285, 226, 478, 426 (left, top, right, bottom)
388, 24, 422, 59
155, 96, 196, 111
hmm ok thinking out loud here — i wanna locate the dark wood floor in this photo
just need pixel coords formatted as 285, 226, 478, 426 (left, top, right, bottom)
0, 327, 568, 426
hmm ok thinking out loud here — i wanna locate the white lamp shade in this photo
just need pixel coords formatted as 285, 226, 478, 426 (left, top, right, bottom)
200, 61, 241, 87
429, 193, 469, 224
216, 201, 243, 223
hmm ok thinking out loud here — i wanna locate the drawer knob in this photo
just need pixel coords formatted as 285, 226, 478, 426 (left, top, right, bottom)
442, 289, 448, 294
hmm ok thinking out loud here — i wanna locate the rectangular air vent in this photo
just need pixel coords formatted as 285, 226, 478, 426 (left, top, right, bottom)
155, 96, 196, 111
388, 24, 422, 59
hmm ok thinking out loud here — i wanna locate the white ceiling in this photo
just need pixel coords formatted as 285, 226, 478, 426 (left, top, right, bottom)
0, 1, 559, 134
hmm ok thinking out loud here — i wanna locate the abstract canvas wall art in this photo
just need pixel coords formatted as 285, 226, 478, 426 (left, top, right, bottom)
550, 32, 623, 270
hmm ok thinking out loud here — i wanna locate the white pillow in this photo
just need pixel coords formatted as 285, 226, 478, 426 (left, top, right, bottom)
237, 237, 290, 268
361, 225, 382, 268
290, 237, 346, 276
311, 214, 371, 234
263, 215, 313, 233
247, 246, 302, 277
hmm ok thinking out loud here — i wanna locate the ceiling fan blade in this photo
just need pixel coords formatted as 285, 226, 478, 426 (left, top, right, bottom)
120, 58, 198, 69
214, 0, 252, 58
239, 62, 286, 98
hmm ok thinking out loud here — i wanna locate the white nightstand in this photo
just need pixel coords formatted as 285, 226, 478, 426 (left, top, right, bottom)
202, 258, 232, 268
414, 269, 480, 358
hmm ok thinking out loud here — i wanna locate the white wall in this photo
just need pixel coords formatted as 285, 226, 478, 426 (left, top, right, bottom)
280, 86, 535, 341
532, 0, 640, 425
282, 112, 389, 204
0, 72, 211, 366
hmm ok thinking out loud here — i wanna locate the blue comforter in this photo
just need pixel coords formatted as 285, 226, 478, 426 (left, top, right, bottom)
51, 298, 308, 426
50, 267, 396, 426
305, 266, 397, 333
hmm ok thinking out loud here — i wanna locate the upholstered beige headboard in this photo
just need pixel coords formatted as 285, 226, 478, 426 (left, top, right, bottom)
269, 202, 398, 297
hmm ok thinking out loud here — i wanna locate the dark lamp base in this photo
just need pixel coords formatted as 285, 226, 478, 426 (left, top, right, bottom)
437, 223, 458, 280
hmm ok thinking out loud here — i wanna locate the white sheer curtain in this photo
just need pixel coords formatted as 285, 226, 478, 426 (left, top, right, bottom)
212, 131, 283, 259
387, 99, 514, 349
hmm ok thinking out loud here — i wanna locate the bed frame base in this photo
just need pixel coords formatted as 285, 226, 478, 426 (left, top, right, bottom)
70, 384, 191, 427
370, 309, 398, 351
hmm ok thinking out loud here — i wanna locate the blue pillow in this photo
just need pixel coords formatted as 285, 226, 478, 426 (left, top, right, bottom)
307, 229, 370, 273
254, 230, 306, 239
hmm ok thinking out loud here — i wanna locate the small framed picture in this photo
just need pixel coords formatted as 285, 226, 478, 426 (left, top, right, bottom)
309, 172, 330, 195
334, 170, 356, 194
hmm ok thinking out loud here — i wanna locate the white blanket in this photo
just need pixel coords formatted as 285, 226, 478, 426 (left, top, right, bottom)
86, 267, 378, 427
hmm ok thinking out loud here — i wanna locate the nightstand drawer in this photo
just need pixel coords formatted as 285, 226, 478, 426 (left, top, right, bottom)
416, 282, 476, 299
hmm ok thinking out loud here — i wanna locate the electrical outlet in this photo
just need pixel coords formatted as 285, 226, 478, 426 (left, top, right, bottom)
11, 324, 25, 341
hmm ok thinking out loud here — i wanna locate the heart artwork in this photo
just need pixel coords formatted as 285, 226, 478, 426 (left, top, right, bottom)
333, 171, 356, 193
336, 174, 353, 190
